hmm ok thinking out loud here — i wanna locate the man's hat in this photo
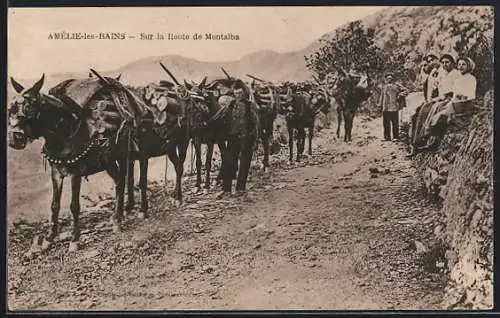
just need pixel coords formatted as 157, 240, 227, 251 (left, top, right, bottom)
440, 53, 455, 64
424, 54, 438, 62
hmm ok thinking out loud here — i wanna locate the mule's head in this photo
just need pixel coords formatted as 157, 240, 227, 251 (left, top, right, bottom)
8, 75, 45, 149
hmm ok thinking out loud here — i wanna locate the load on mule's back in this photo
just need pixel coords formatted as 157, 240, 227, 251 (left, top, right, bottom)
247, 73, 279, 171
7, 70, 147, 253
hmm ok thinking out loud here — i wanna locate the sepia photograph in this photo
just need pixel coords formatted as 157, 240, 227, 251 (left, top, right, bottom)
6, 5, 494, 311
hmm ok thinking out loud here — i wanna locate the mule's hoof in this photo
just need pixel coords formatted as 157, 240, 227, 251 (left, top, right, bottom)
112, 225, 122, 234
192, 187, 200, 194
68, 241, 79, 252
137, 212, 147, 220
203, 188, 210, 195
40, 238, 52, 251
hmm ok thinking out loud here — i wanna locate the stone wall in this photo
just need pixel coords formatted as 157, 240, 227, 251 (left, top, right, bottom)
414, 90, 494, 309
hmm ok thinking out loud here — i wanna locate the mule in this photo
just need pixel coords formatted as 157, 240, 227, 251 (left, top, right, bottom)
182, 79, 227, 192
126, 74, 197, 211
251, 82, 279, 171
330, 68, 372, 143
8, 73, 138, 252
277, 82, 330, 163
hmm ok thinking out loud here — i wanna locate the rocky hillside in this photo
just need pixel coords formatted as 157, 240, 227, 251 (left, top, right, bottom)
362, 6, 493, 52
413, 91, 494, 309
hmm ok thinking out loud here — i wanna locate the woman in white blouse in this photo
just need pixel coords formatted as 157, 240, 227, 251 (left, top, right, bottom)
453, 57, 477, 102
433, 54, 461, 101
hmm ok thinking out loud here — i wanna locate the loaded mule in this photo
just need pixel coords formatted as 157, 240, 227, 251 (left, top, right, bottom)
126, 65, 203, 210
329, 66, 372, 143
181, 77, 228, 193
8, 72, 146, 252
248, 77, 279, 171
277, 81, 331, 163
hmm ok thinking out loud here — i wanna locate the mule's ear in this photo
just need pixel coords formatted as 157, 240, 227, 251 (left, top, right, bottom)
183, 79, 192, 90
30, 74, 45, 93
115, 74, 122, 81
10, 77, 25, 93
198, 76, 207, 89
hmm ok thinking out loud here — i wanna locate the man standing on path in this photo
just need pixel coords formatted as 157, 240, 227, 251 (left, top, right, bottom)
378, 73, 408, 142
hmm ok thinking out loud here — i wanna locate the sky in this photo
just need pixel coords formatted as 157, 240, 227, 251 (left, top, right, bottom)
8, 6, 387, 79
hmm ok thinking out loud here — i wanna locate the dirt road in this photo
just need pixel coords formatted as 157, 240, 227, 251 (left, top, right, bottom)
7, 116, 448, 310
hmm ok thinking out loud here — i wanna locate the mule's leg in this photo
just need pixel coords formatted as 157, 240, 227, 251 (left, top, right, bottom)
125, 158, 135, 215
41, 167, 64, 251
287, 123, 294, 163
204, 142, 214, 190
308, 126, 313, 155
262, 131, 270, 170
194, 138, 203, 191
296, 127, 306, 162
177, 140, 189, 201
68, 174, 82, 252
345, 110, 355, 142
165, 144, 184, 207
343, 109, 350, 142
336, 107, 342, 139
236, 138, 254, 193
106, 160, 126, 233
138, 156, 149, 219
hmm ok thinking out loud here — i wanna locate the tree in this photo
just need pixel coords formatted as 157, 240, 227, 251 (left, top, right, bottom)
305, 20, 387, 83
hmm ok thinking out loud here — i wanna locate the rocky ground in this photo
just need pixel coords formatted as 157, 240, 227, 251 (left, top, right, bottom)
8, 116, 449, 311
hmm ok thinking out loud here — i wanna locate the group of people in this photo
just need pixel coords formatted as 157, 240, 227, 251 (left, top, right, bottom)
377, 52, 478, 154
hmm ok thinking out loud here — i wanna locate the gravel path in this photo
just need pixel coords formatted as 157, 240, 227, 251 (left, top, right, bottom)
7, 117, 447, 310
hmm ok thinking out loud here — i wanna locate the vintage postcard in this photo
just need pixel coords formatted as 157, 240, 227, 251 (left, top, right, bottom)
6, 5, 494, 311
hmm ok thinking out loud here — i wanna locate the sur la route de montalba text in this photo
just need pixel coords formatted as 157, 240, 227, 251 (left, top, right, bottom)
48, 32, 240, 41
